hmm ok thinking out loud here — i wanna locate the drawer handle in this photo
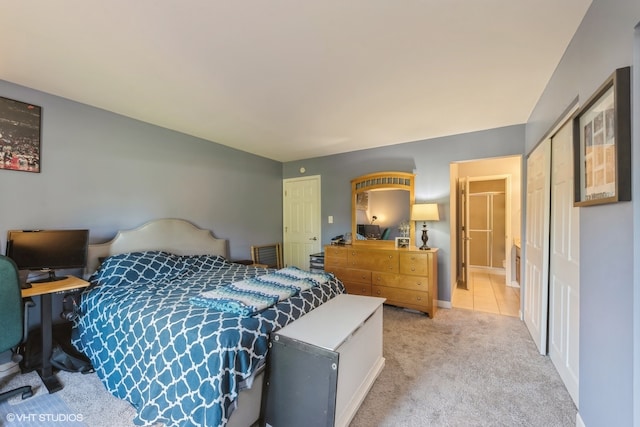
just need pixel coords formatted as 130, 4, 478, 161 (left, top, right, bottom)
416, 296, 422, 301
416, 282, 422, 286
376, 290, 381, 295
411, 267, 416, 271
361, 274, 367, 279
388, 255, 393, 259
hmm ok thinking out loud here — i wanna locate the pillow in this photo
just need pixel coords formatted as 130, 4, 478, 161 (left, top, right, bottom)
90, 251, 188, 287
182, 254, 229, 273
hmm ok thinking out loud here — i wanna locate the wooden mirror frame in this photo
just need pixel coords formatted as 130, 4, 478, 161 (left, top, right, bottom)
351, 171, 415, 245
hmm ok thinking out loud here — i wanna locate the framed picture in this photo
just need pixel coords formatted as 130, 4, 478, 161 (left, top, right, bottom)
356, 191, 369, 210
395, 237, 410, 248
573, 67, 631, 206
0, 96, 42, 173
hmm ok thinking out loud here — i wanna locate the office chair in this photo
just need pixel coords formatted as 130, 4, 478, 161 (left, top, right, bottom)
250, 243, 283, 269
0, 255, 33, 402
380, 228, 391, 240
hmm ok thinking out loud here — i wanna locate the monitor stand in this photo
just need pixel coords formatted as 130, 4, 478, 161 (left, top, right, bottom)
28, 270, 68, 284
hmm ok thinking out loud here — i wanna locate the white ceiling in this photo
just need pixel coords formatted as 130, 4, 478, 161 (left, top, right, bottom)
1, 1, 591, 162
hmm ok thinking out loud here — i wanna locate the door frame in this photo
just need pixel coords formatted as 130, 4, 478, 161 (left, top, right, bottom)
456, 176, 470, 290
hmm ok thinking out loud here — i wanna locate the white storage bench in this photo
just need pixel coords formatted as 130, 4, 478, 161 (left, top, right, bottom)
262, 294, 386, 427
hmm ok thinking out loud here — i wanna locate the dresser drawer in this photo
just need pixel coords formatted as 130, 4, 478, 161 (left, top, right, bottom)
372, 285, 429, 308
396, 275, 430, 291
372, 272, 429, 291
343, 269, 372, 285
343, 283, 372, 296
325, 246, 348, 268
399, 252, 430, 276
326, 267, 347, 281
327, 267, 372, 287
348, 249, 399, 273
372, 272, 398, 287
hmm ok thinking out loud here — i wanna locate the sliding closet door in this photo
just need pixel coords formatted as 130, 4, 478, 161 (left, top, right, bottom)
524, 112, 580, 402
524, 139, 551, 354
549, 120, 580, 405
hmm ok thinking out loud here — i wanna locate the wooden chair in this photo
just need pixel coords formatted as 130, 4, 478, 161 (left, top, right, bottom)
250, 243, 283, 269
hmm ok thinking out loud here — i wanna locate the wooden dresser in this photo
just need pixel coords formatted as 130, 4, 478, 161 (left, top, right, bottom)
324, 243, 438, 317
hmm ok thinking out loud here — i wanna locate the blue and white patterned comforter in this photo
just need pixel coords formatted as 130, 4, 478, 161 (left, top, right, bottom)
72, 251, 344, 427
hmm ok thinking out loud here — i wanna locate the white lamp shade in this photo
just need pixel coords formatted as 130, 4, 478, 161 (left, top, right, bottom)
411, 203, 440, 221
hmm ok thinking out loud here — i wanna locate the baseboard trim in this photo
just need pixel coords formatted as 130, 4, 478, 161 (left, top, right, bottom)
437, 300, 452, 309
0, 360, 20, 379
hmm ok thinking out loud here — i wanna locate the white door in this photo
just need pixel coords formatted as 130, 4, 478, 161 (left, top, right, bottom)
524, 139, 551, 354
283, 176, 321, 269
549, 120, 580, 405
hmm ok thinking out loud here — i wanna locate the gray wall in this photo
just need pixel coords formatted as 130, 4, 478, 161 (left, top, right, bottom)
526, 1, 640, 425
0, 80, 284, 262
283, 124, 525, 303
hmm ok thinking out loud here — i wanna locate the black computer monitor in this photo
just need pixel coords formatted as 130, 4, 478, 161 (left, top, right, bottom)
358, 224, 381, 239
6, 229, 89, 283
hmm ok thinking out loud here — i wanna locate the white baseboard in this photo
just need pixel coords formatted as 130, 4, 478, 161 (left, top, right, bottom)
437, 300, 452, 309
0, 360, 20, 380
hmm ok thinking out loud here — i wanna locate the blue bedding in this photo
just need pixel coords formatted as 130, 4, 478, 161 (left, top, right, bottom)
72, 251, 344, 427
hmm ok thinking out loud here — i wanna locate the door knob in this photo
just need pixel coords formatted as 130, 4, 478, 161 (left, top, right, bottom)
309, 237, 317, 241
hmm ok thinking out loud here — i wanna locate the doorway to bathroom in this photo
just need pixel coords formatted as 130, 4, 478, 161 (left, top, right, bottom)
449, 155, 522, 317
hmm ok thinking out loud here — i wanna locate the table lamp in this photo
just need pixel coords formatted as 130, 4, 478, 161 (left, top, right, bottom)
410, 203, 440, 250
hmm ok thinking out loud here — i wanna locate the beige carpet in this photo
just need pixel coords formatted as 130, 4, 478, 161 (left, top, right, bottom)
350, 306, 577, 426
1, 306, 576, 426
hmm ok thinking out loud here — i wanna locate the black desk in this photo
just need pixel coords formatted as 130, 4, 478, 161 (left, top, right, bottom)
21, 276, 89, 393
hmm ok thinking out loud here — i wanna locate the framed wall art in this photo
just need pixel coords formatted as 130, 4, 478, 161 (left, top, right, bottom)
573, 67, 631, 206
0, 96, 42, 173
356, 191, 369, 210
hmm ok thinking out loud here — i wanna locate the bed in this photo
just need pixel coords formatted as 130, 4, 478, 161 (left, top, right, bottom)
71, 219, 345, 427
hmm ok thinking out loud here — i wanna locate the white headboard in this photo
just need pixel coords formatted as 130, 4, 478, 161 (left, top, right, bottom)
86, 218, 228, 274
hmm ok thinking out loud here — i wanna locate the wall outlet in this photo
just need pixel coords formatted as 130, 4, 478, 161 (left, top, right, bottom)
328, 215, 333, 224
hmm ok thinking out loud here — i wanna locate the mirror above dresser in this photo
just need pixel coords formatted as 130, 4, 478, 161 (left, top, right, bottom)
351, 171, 415, 245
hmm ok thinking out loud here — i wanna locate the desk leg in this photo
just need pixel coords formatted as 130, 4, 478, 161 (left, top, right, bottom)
38, 293, 63, 393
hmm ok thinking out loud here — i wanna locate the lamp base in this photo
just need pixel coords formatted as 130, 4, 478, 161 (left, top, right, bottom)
420, 225, 430, 250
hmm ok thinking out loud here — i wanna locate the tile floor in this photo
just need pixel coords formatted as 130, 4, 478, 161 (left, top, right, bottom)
452, 267, 520, 317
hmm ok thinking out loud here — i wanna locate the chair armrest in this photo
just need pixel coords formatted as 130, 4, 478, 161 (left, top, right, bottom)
22, 298, 35, 344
